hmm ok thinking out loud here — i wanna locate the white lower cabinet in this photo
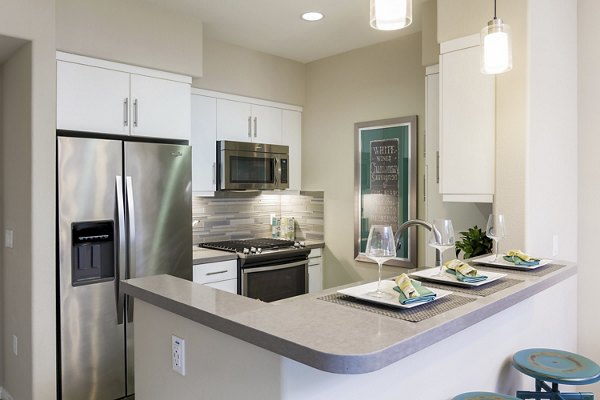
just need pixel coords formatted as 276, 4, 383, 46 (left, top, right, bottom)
193, 259, 238, 294
308, 248, 323, 293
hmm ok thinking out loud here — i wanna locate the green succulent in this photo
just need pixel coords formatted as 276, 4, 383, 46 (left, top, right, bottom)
455, 225, 493, 259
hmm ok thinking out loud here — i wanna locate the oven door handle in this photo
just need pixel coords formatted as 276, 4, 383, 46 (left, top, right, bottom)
241, 259, 308, 274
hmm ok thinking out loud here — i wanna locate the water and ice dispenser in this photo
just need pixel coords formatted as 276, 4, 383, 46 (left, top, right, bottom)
71, 220, 115, 286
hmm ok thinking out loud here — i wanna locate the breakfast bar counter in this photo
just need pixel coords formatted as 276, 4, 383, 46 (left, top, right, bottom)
122, 261, 577, 399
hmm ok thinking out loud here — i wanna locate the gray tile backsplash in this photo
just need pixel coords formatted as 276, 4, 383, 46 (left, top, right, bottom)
192, 191, 324, 245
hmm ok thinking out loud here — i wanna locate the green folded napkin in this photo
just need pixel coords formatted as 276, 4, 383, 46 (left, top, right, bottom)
444, 259, 488, 283
503, 250, 541, 266
393, 279, 436, 305
446, 268, 489, 283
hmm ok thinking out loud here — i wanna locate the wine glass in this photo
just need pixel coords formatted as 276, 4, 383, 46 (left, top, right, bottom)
365, 225, 396, 299
428, 219, 455, 276
486, 214, 507, 261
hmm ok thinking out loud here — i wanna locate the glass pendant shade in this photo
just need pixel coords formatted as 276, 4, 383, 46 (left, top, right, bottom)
370, 0, 412, 31
481, 18, 513, 74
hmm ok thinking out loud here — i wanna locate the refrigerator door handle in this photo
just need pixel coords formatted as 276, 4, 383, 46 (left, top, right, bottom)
115, 176, 126, 325
125, 176, 136, 323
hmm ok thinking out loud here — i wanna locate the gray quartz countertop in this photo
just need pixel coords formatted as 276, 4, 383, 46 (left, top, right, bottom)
122, 261, 575, 374
192, 247, 237, 265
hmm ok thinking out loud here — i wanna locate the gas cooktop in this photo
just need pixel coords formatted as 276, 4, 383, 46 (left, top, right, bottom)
199, 238, 305, 255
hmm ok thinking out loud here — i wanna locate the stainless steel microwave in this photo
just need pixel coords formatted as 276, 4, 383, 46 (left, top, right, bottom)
217, 140, 289, 190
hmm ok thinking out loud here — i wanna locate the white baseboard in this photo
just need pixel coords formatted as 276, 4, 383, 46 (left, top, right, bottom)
0, 387, 15, 400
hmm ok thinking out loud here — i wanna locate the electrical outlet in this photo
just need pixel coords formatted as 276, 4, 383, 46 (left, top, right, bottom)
171, 335, 185, 376
12, 335, 18, 356
552, 235, 559, 256
5, 229, 14, 249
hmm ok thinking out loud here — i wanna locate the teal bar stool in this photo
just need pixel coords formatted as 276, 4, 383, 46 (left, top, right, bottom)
513, 348, 600, 400
453, 392, 520, 400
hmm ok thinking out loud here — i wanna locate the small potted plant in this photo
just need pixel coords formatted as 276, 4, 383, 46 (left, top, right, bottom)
455, 225, 493, 259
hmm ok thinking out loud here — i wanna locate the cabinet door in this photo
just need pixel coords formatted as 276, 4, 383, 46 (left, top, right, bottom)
57, 61, 130, 135
130, 74, 191, 141
440, 44, 495, 202
308, 261, 323, 293
251, 105, 282, 144
216, 99, 253, 142
191, 95, 217, 193
282, 110, 301, 190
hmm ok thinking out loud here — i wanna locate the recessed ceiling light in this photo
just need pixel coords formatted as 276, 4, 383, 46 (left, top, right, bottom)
301, 12, 324, 22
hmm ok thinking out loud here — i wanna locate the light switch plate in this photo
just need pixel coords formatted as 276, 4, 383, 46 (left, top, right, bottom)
5, 229, 14, 248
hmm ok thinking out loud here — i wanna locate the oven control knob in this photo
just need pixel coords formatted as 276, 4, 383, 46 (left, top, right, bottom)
257, 247, 262, 254
250, 247, 257, 254
243, 248, 250, 255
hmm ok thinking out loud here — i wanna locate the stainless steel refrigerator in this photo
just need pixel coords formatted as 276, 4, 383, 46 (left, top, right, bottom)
57, 135, 192, 399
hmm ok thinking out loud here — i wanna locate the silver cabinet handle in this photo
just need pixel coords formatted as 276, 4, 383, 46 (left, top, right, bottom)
253, 117, 257, 138
206, 270, 228, 276
212, 162, 216, 185
247, 116, 251, 138
133, 99, 139, 128
123, 98, 129, 127
115, 176, 126, 325
125, 176, 136, 323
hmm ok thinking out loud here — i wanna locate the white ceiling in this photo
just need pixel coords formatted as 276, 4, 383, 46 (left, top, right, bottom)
139, 0, 426, 63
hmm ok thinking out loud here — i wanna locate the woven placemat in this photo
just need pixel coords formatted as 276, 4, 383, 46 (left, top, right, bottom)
472, 263, 566, 277
410, 277, 524, 297
317, 293, 476, 323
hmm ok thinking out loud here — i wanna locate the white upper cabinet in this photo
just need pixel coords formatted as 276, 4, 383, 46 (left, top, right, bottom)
56, 52, 192, 141
216, 99, 282, 144
130, 74, 190, 140
439, 34, 495, 203
192, 89, 303, 193
282, 110, 301, 191
57, 61, 130, 135
216, 99, 253, 142
251, 104, 282, 144
191, 94, 217, 193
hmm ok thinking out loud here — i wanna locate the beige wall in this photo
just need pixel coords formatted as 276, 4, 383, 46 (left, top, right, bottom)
2, 44, 33, 400
578, 0, 600, 394
193, 37, 306, 106
421, 0, 439, 66
0, 52, 3, 390
56, 0, 203, 77
303, 34, 425, 287
0, 0, 56, 398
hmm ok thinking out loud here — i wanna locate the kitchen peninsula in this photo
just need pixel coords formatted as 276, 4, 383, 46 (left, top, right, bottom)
122, 262, 577, 400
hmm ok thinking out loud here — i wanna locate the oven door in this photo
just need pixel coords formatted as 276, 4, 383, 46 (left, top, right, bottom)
241, 259, 308, 302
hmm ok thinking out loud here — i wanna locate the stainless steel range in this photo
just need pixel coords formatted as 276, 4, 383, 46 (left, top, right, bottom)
200, 238, 310, 302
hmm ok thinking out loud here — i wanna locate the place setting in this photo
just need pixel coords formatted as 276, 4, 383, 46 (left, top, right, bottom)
322, 224, 476, 322
404, 217, 523, 297
468, 214, 564, 276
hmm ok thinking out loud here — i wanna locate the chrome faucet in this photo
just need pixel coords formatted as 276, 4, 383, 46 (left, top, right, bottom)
395, 219, 441, 267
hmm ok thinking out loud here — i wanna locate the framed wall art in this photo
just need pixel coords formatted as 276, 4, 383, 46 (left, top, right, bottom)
354, 116, 417, 268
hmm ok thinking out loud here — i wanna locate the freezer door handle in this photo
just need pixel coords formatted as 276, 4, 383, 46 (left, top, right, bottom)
125, 176, 136, 323
115, 176, 126, 325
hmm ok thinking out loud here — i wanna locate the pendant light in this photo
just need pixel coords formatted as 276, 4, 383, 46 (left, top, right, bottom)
370, 0, 412, 31
481, 0, 512, 74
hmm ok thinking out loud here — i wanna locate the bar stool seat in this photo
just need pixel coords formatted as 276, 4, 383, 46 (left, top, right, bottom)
513, 348, 600, 400
453, 392, 520, 400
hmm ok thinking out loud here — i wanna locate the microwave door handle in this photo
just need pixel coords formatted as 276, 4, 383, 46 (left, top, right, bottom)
274, 158, 278, 185
115, 176, 126, 325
